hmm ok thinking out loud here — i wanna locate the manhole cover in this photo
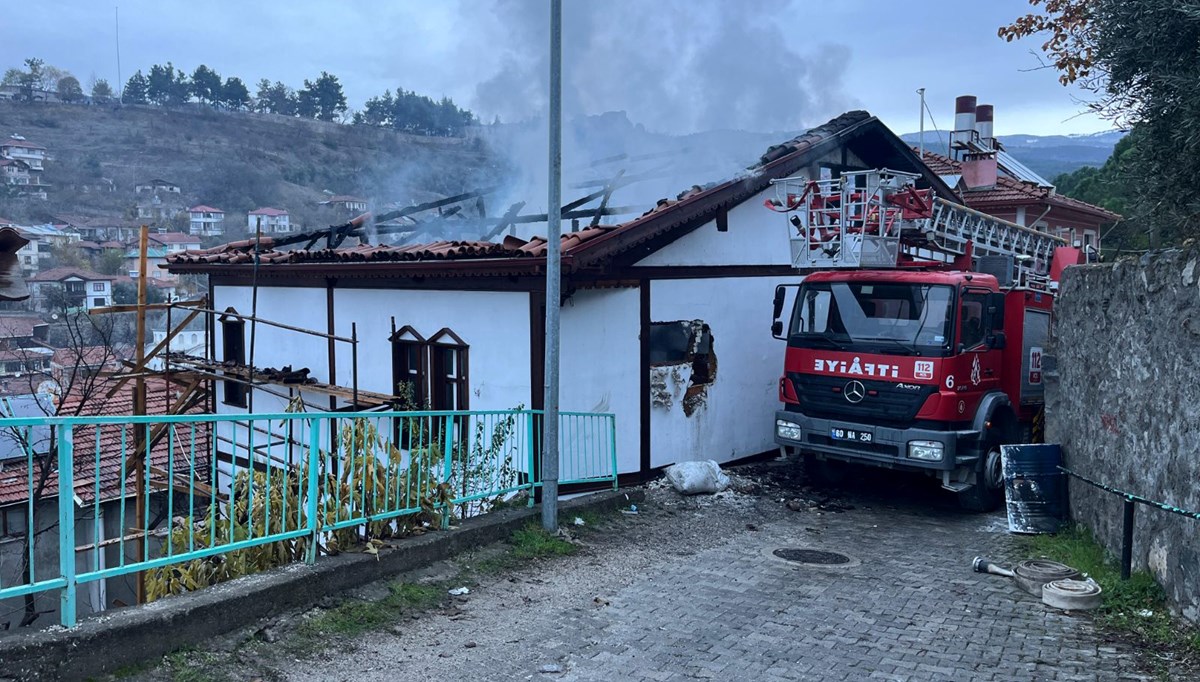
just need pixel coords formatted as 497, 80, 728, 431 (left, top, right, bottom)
772, 548, 851, 565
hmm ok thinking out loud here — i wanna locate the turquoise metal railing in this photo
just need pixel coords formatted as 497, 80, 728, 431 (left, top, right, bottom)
0, 409, 616, 629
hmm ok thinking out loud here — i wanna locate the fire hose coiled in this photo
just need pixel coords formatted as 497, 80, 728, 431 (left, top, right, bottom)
1042, 578, 1103, 611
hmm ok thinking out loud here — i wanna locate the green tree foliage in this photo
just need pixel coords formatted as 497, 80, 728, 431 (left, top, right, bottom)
254, 79, 297, 115
356, 87, 477, 137
112, 281, 166, 305
90, 78, 114, 101
221, 76, 251, 110
297, 72, 347, 122
48, 243, 86, 269
92, 249, 127, 276
18, 58, 44, 102
147, 62, 190, 106
1003, 0, 1200, 247
1053, 133, 1143, 251
189, 65, 222, 104
123, 70, 149, 104
56, 75, 84, 103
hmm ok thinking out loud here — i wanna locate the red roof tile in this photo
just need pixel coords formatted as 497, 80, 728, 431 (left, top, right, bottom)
0, 378, 210, 507
29, 267, 115, 282
149, 232, 201, 245
188, 205, 224, 214
248, 207, 288, 216
51, 345, 130, 369
0, 139, 45, 151
0, 315, 47, 338
919, 150, 1120, 221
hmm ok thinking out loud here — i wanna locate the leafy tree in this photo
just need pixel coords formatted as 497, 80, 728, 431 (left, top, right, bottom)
47, 242, 86, 269
123, 70, 149, 104
298, 72, 347, 122
147, 62, 190, 106
90, 78, 114, 101
1, 69, 23, 86
220, 76, 251, 110
254, 79, 297, 115
93, 249, 127, 276
1001, 0, 1200, 247
112, 281, 165, 305
190, 64, 222, 104
355, 89, 394, 126
17, 58, 44, 102
56, 76, 84, 103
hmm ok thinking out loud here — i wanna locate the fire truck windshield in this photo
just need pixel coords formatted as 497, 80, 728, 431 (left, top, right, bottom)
789, 282, 954, 356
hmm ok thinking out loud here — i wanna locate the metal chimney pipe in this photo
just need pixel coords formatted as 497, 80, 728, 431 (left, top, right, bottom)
951, 95, 977, 158
975, 104, 995, 151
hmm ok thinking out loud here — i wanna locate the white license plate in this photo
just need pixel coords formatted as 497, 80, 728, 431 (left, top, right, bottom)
831, 428, 873, 444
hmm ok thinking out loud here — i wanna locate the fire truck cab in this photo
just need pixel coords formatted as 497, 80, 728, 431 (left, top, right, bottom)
766, 168, 1074, 510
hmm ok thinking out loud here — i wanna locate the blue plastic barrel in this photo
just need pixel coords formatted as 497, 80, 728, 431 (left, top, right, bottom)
1001, 444, 1066, 534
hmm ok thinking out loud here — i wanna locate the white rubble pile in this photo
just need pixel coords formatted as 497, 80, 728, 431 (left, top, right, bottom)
663, 460, 731, 495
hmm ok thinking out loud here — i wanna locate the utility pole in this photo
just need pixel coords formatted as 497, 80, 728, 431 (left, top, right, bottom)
541, 0, 562, 533
133, 224, 147, 602
115, 6, 122, 100
917, 87, 926, 160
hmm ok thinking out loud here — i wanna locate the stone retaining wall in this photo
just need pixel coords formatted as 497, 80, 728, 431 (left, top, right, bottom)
1046, 249, 1200, 622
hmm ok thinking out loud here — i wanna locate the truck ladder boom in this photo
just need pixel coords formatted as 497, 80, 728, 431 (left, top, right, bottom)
766, 169, 1067, 288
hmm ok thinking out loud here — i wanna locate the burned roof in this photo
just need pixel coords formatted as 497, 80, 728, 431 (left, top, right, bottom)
0, 377, 210, 507
166, 110, 946, 278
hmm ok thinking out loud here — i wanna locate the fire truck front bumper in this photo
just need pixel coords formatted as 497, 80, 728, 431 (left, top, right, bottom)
773, 411, 981, 472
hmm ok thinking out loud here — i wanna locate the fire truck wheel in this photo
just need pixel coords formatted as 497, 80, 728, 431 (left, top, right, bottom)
804, 456, 850, 488
957, 442, 1004, 512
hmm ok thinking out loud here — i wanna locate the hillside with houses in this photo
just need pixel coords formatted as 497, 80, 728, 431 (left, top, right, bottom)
0, 99, 498, 243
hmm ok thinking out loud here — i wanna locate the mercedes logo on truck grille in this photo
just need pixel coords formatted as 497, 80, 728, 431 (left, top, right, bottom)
843, 380, 866, 403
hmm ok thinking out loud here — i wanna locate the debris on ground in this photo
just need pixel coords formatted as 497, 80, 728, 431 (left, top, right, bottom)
663, 460, 730, 495
448, 586, 470, 596
538, 663, 564, 674
621, 504, 639, 515
573, 516, 585, 526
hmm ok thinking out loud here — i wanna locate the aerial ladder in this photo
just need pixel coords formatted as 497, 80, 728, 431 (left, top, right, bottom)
764, 169, 1067, 290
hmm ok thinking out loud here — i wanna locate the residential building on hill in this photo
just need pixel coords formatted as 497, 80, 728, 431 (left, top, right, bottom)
187, 205, 225, 236
148, 232, 202, 253
28, 268, 115, 312
247, 208, 292, 234
135, 179, 181, 195
0, 136, 48, 200
319, 195, 368, 213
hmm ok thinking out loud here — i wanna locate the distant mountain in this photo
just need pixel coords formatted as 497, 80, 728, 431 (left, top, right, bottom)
901, 130, 1126, 180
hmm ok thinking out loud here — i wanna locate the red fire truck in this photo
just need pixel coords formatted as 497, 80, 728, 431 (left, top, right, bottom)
768, 169, 1081, 510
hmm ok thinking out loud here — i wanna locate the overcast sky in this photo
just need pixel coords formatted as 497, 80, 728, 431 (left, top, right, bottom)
3, 1, 1110, 137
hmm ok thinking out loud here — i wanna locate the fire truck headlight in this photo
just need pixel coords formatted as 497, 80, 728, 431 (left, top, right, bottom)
907, 440, 944, 461
775, 419, 802, 441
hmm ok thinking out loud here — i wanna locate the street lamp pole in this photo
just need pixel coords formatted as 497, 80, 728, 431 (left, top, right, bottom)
541, 0, 563, 533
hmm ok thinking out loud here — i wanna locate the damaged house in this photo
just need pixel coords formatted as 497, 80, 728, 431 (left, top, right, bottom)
164, 110, 960, 480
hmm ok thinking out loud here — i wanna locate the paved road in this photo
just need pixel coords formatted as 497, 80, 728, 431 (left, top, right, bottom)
129, 462, 1152, 681
259, 463, 1150, 682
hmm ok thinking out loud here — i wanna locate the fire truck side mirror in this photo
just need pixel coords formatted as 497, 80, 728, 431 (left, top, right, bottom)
771, 320, 785, 339
988, 292, 1006, 331
772, 286, 787, 321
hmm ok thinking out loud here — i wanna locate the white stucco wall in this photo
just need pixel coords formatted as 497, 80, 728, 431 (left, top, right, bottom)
634, 186, 794, 267
560, 287, 640, 477
330, 288, 531, 410
649, 276, 793, 467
